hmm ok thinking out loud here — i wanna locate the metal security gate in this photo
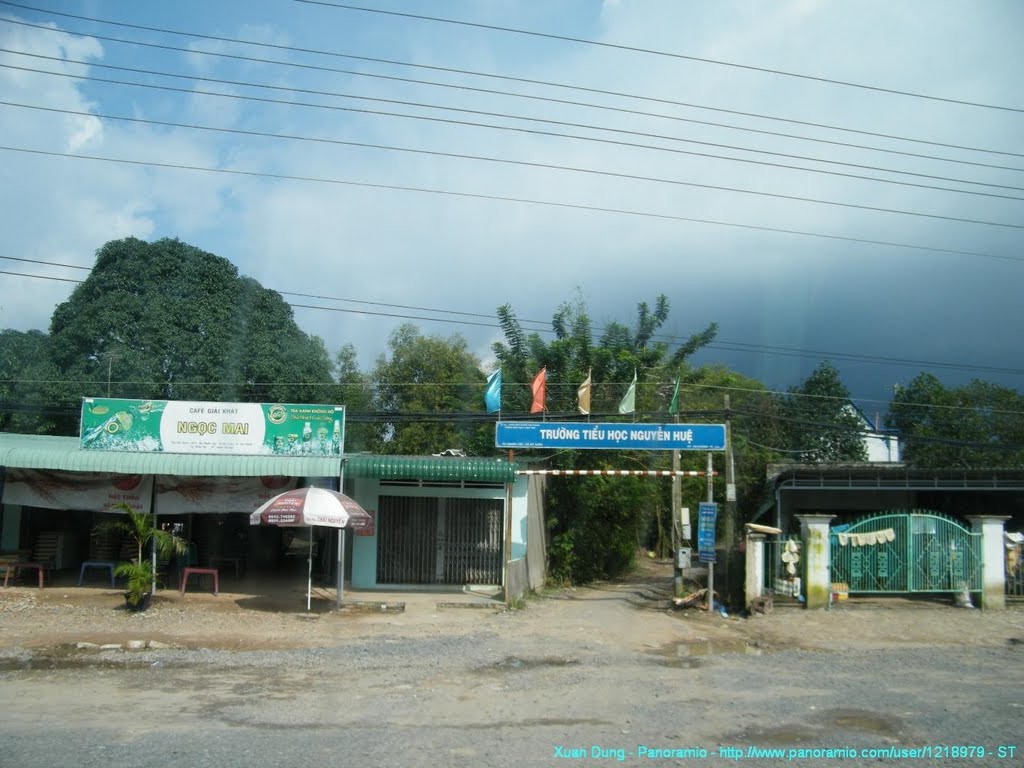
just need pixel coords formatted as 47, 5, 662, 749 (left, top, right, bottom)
376, 496, 437, 584
443, 498, 503, 584
376, 495, 504, 585
831, 511, 981, 594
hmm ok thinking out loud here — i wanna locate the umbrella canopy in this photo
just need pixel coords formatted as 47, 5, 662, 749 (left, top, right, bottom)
250, 486, 371, 529
250, 486, 372, 610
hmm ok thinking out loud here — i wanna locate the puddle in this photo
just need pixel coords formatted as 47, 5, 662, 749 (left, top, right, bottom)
728, 709, 904, 746
675, 639, 764, 656
651, 638, 765, 667
823, 708, 903, 737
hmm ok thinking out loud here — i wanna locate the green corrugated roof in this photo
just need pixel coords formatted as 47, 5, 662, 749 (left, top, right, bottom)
0, 434, 517, 483
344, 454, 516, 484
0, 433, 342, 477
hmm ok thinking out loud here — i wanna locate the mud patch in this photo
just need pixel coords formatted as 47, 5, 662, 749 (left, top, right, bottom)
486, 656, 581, 672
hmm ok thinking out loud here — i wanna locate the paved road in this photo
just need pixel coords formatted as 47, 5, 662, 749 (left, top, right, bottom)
1, 590, 1022, 767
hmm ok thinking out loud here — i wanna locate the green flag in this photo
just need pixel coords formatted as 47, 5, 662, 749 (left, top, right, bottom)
668, 375, 681, 415
617, 370, 637, 415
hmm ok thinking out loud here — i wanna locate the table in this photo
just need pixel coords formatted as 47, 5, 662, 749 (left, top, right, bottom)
180, 567, 219, 596
2, 561, 47, 589
78, 560, 117, 588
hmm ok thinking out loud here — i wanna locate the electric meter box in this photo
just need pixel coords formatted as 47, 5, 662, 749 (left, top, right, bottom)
677, 547, 692, 570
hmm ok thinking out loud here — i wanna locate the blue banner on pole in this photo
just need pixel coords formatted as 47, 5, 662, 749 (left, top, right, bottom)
697, 502, 718, 563
495, 421, 726, 451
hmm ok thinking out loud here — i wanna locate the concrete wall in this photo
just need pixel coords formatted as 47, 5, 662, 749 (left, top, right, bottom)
525, 474, 547, 591
506, 557, 529, 604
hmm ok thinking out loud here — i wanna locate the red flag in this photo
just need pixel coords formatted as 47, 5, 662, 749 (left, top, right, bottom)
530, 367, 546, 414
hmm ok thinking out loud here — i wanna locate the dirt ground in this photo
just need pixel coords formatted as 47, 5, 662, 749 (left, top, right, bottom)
2, 557, 1022, 653
2, 558, 1023, 768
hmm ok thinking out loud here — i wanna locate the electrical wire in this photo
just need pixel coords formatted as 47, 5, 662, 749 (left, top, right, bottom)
4, 17, 1024, 176
2, 6, 1022, 164
294, 0, 1024, 114
3, 143, 1024, 265
7, 98, 1023, 204
3, 259, 1024, 385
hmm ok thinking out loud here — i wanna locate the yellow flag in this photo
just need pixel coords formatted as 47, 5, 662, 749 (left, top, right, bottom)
577, 370, 592, 414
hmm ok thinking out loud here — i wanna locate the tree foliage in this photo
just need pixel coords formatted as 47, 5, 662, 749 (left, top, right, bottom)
0, 329, 70, 434
494, 294, 719, 583
43, 237, 334, 430
334, 343, 374, 452
887, 373, 1024, 467
783, 361, 868, 463
370, 323, 490, 455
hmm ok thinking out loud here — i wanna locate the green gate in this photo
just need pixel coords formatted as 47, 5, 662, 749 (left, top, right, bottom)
830, 511, 982, 594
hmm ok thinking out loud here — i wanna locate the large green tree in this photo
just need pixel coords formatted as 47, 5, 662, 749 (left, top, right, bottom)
46, 237, 334, 429
783, 361, 868, 463
369, 324, 490, 455
334, 343, 374, 452
0, 329, 70, 433
887, 373, 1024, 467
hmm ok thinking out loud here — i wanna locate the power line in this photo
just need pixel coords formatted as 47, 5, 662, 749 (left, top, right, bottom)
5, 68, 1024, 232
3, 145, 1022, 265
8, 98, 1022, 205
4, 17, 1024, 176
4, 259, 1024, 383
293, 0, 1024, 114
9, 52, 1024, 203
2, 7, 1022, 166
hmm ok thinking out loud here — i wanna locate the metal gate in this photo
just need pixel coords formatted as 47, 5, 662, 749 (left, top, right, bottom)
375, 495, 504, 585
830, 511, 981, 594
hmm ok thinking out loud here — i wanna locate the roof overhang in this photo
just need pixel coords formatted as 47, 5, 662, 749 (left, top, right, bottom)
766, 463, 1024, 492
0, 434, 517, 483
343, 454, 516, 484
0, 433, 342, 478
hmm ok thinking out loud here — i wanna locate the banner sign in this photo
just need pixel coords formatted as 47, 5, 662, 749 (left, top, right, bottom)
2, 469, 153, 513
155, 476, 299, 514
495, 421, 726, 451
80, 398, 345, 456
697, 502, 718, 564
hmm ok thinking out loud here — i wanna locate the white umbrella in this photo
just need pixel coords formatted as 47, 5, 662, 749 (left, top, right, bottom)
250, 487, 371, 610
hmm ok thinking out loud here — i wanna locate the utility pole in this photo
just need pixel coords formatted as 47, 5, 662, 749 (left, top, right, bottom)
706, 451, 714, 614
722, 395, 738, 608
671, 414, 681, 596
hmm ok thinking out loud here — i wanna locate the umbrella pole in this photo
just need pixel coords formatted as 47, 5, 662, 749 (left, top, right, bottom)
307, 535, 313, 612
336, 528, 343, 608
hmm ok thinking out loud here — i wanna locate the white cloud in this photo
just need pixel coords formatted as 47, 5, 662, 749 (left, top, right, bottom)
0, 1, 1020, 404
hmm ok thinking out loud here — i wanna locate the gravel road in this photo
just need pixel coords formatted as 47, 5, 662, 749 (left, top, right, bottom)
1, 576, 1022, 768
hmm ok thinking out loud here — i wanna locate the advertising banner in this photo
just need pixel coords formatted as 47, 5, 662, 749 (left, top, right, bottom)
80, 398, 344, 456
697, 502, 718, 564
155, 476, 299, 514
1, 469, 153, 513
495, 421, 726, 451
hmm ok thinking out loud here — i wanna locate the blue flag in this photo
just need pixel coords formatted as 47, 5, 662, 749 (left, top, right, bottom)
484, 369, 502, 413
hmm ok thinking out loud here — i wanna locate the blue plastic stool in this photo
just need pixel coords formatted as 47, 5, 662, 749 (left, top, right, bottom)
78, 560, 116, 588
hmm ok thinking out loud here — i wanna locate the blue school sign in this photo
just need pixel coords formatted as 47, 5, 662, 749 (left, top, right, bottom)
495, 422, 726, 451
697, 502, 718, 563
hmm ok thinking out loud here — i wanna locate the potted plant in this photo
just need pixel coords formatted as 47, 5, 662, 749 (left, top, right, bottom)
95, 503, 187, 612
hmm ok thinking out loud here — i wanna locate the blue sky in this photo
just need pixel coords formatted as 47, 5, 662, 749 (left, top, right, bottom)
1, 0, 1022, 412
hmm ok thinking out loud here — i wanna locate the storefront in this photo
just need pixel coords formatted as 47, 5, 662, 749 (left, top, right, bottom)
1, 404, 532, 593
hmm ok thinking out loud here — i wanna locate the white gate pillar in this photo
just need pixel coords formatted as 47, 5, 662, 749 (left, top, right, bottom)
744, 532, 765, 609
797, 514, 835, 610
966, 515, 1010, 611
